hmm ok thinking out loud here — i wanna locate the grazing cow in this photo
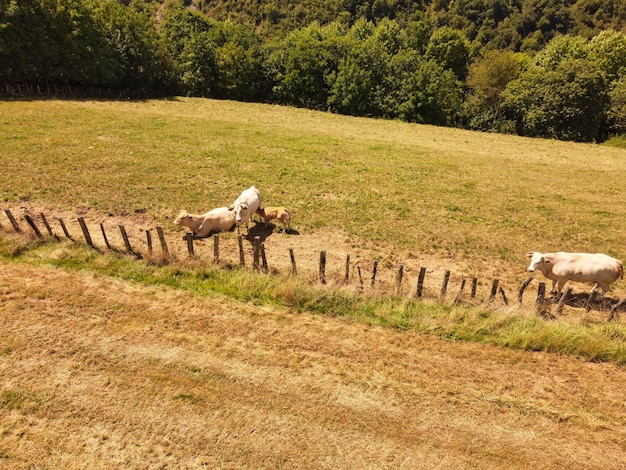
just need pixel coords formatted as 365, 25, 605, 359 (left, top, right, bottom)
526, 251, 623, 295
229, 186, 262, 233
256, 206, 291, 232
173, 207, 235, 237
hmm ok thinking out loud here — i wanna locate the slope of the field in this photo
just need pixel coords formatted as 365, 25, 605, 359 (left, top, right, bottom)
2, 98, 626, 468
2, 261, 626, 469
2, 98, 626, 292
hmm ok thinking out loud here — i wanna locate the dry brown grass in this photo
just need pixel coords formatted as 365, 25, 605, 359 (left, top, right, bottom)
2, 260, 626, 469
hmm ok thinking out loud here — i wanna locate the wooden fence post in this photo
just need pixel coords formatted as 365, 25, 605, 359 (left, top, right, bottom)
261, 243, 268, 273
319, 250, 327, 284
57, 218, 72, 240
146, 229, 153, 255
499, 286, 509, 306
156, 226, 169, 258
77, 217, 93, 246
39, 213, 54, 237
489, 278, 499, 303
518, 276, 534, 304
213, 234, 219, 264
100, 223, 111, 250
238, 234, 245, 266
253, 236, 261, 271
416, 266, 427, 298
185, 232, 195, 258
344, 254, 350, 283
440, 270, 451, 299
454, 277, 466, 305
471, 277, 478, 299
396, 264, 404, 294
357, 266, 364, 291
289, 247, 297, 275
371, 260, 379, 287
24, 214, 42, 238
4, 209, 20, 232
119, 225, 134, 254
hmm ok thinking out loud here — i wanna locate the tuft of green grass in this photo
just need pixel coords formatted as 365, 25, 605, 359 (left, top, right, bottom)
603, 134, 626, 149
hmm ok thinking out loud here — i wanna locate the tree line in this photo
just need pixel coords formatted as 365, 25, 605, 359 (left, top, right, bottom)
1, 0, 626, 142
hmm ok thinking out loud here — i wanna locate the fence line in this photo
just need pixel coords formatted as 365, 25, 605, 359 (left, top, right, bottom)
1, 207, 625, 318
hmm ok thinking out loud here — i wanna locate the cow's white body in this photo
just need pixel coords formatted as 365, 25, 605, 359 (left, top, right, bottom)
230, 186, 262, 233
526, 251, 623, 294
174, 207, 235, 237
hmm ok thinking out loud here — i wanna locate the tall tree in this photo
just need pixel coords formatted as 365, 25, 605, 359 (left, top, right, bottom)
266, 22, 345, 109
501, 57, 608, 141
425, 26, 471, 80
465, 49, 527, 131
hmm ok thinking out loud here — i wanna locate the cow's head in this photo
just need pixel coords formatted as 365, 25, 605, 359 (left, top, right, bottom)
526, 251, 547, 272
232, 203, 249, 224
173, 210, 189, 226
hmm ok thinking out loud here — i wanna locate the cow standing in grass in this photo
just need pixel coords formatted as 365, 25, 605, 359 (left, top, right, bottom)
256, 206, 291, 232
229, 186, 262, 234
526, 251, 623, 295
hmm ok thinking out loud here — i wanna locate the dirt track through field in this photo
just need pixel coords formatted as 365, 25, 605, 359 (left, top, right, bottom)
1, 261, 626, 469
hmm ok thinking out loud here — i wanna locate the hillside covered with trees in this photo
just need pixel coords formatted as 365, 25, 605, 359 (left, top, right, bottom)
1, 0, 626, 142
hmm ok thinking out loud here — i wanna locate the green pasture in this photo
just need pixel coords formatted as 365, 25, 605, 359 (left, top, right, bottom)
2, 98, 625, 277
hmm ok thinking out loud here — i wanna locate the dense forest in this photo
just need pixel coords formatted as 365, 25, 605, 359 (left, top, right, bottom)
1, 0, 626, 142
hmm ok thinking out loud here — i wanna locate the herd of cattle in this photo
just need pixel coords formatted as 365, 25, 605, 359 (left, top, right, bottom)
174, 185, 291, 238
174, 186, 624, 298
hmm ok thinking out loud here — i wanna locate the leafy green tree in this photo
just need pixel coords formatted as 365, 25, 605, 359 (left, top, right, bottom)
425, 26, 471, 80
588, 30, 626, 83
404, 18, 432, 55
501, 57, 608, 141
608, 76, 626, 135
327, 20, 391, 116
160, 7, 218, 96
266, 22, 345, 109
464, 49, 527, 130
532, 34, 589, 70
209, 22, 264, 101
396, 59, 463, 126
179, 31, 218, 97
87, 0, 166, 89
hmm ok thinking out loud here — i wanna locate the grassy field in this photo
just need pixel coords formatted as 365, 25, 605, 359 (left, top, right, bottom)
2, 98, 626, 276
2, 98, 626, 468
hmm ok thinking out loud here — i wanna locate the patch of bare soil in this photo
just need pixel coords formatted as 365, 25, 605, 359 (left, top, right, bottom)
1, 262, 626, 469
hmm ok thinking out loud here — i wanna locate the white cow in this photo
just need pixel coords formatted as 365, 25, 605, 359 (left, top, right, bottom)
174, 207, 235, 237
229, 186, 262, 233
526, 251, 623, 295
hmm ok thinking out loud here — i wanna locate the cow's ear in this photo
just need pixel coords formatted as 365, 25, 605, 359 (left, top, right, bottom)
242, 204, 248, 210
526, 252, 534, 259
542, 257, 549, 264
228, 206, 234, 211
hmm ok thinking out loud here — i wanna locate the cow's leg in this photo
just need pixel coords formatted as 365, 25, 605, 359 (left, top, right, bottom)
549, 279, 557, 294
